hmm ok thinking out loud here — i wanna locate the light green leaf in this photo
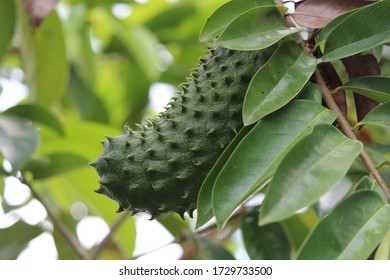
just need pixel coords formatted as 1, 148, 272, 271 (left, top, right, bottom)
20, 10, 68, 107
0, 0, 16, 55
357, 101, 390, 127
212, 100, 337, 230
0, 221, 43, 259
322, 1, 390, 62
260, 124, 362, 225
355, 176, 388, 203
0, 116, 39, 171
217, 6, 300, 51
196, 125, 254, 229
2, 104, 65, 136
22, 152, 88, 180
243, 41, 317, 125
339, 76, 390, 103
297, 190, 390, 260
241, 210, 291, 259
375, 230, 390, 260
200, 0, 275, 42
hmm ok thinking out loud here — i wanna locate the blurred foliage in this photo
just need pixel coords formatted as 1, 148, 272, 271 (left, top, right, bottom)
1, 0, 390, 261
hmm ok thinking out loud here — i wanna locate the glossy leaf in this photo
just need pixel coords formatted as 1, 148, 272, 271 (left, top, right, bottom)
260, 124, 362, 225
241, 210, 291, 259
20, 10, 68, 107
357, 101, 390, 127
355, 176, 387, 203
199, 0, 275, 42
0, 221, 43, 259
297, 190, 390, 260
0, 0, 16, 55
322, 1, 390, 62
22, 152, 88, 179
0, 116, 39, 171
339, 76, 390, 103
212, 100, 337, 230
2, 104, 65, 136
298, 83, 323, 104
243, 41, 317, 125
216, 6, 300, 51
196, 125, 254, 229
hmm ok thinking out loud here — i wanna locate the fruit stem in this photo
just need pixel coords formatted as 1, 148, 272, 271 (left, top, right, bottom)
313, 69, 390, 203
20, 176, 90, 259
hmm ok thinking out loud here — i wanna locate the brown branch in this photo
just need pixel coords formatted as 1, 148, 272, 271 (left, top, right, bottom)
313, 69, 390, 202
90, 211, 131, 260
20, 176, 89, 260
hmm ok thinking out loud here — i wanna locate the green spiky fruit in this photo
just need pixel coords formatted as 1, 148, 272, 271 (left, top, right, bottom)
91, 46, 273, 219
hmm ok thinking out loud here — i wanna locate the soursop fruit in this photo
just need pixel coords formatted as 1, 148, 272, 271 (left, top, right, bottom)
90, 46, 273, 219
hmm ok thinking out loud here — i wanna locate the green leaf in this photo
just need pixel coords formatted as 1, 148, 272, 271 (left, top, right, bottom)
22, 152, 88, 180
20, 10, 68, 107
0, 221, 43, 259
355, 176, 388, 203
375, 230, 390, 260
199, 0, 275, 42
157, 214, 189, 238
241, 210, 291, 259
298, 83, 323, 103
0, 0, 16, 55
243, 41, 317, 125
216, 6, 300, 51
196, 125, 254, 229
2, 104, 65, 136
317, 11, 353, 53
297, 190, 390, 260
0, 116, 39, 171
357, 101, 390, 127
194, 236, 235, 260
260, 124, 362, 225
339, 76, 390, 103
212, 100, 337, 230
322, 1, 390, 62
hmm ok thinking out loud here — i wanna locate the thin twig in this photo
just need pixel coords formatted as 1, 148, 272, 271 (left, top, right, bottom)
90, 211, 131, 260
313, 69, 390, 202
20, 176, 89, 260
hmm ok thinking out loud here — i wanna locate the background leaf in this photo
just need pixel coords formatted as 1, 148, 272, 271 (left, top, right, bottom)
260, 124, 362, 225
2, 104, 65, 136
0, 221, 43, 259
241, 210, 291, 260
0, 115, 39, 171
193, 236, 235, 260
297, 190, 390, 260
322, 1, 390, 61
243, 41, 317, 125
216, 6, 300, 51
212, 100, 336, 230
0, 0, 16, 55
339, 76, 390, 103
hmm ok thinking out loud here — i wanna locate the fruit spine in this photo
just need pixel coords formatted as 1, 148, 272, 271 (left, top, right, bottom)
90, 46, 273, 219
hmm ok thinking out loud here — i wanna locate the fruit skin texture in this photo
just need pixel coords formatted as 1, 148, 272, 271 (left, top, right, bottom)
91, 46, 273, 219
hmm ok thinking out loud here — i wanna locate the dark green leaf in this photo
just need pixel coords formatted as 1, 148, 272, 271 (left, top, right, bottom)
0, 221, 43, 259
194, 236, 235, 260
213, 100, 336, 230
196, 125, 254, 229
22, 152, 88, 179
297, 190, 390, 260
339, 76, 390, 103
322, 1, 390, 61
199, 0, 275, 42
357, 101, 390, 127
241, 210, 291, 259
298, 83, 323, 103
0, 0, 16, 55
355, 175, 388, 203
216, 6, 300, 51
260, 124, 362, 225
2, 104, 65, 136
0, 116, 39, 171
243, 41, 317, 125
